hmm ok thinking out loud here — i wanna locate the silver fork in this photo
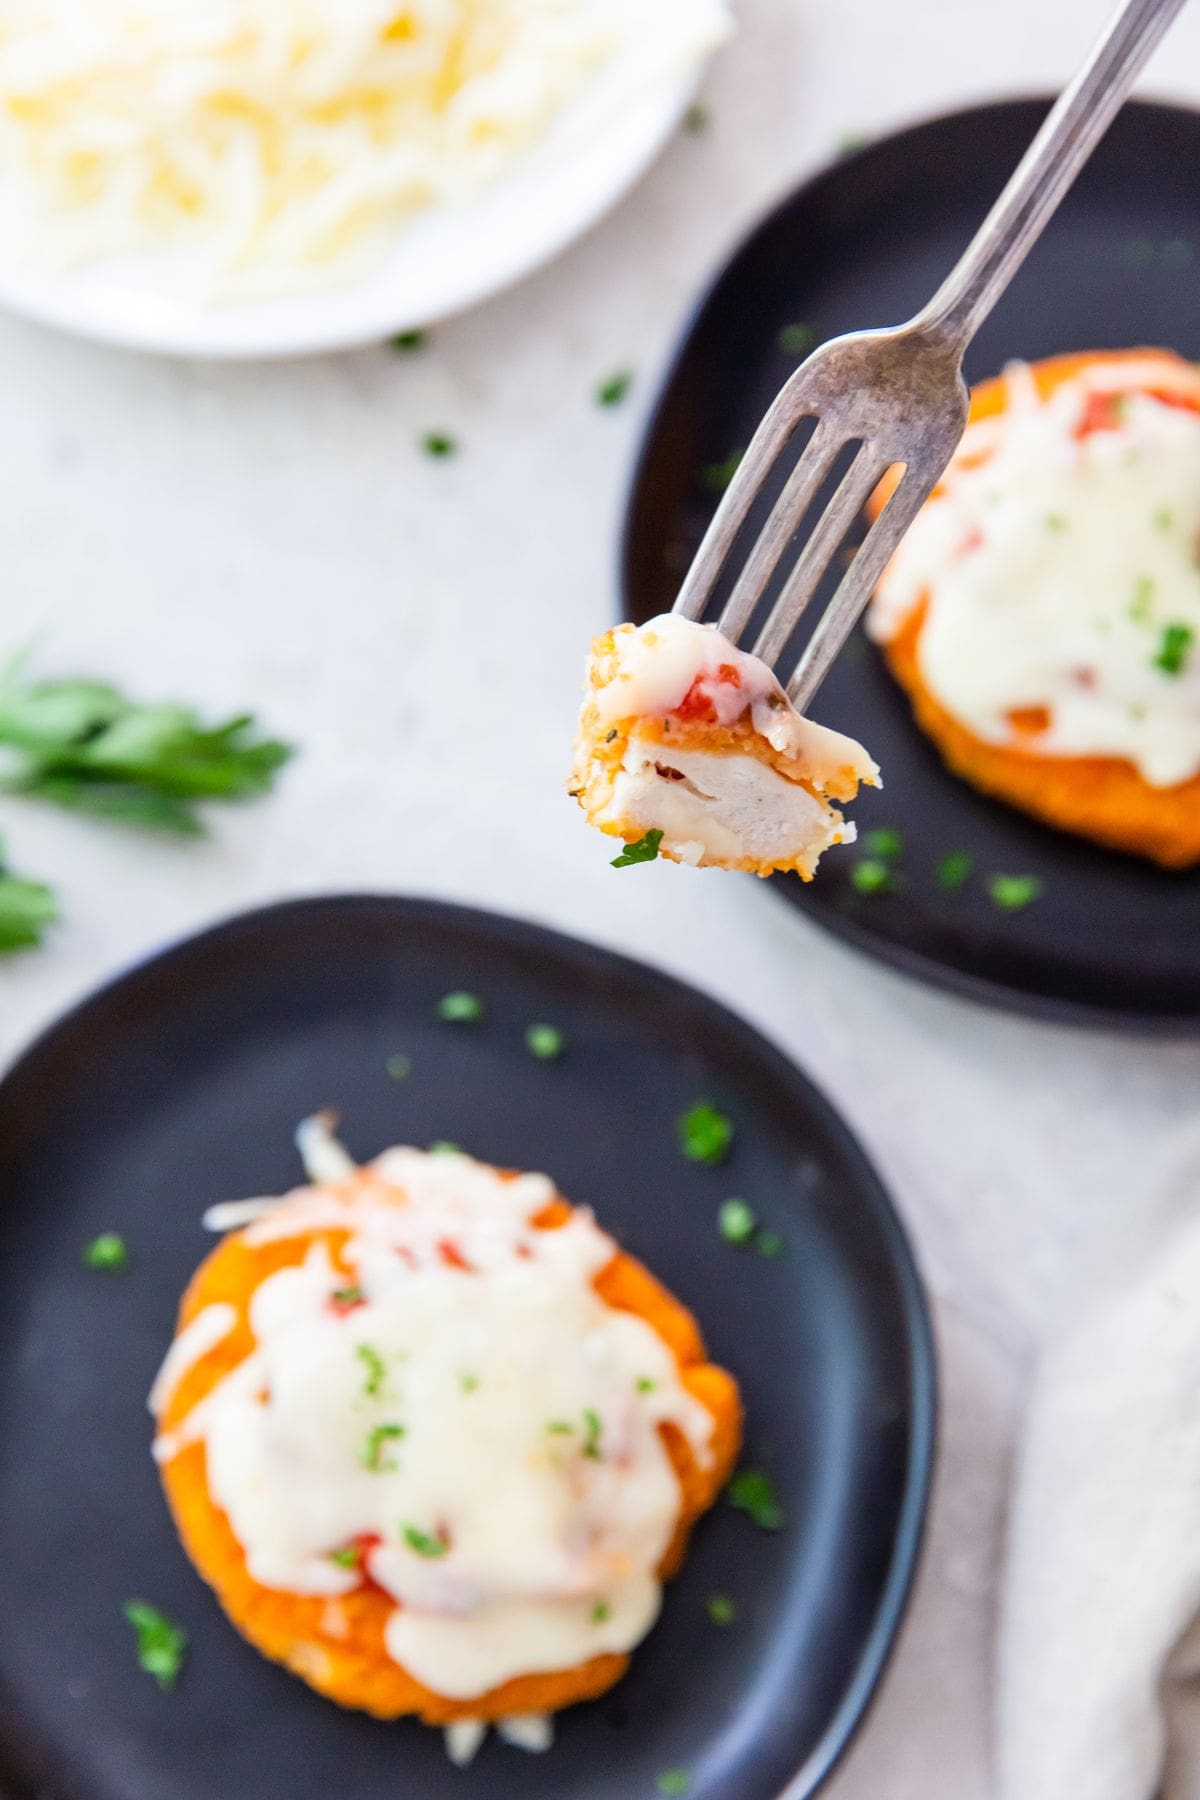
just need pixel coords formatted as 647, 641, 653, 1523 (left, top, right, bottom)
673, 0, 1189, 712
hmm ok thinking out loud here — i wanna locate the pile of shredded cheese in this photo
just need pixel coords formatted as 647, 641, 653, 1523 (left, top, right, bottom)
0, 0, 728, 296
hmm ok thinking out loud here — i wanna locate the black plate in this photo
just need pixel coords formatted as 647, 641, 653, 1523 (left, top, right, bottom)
0, 896, 933, 1800
623, 97, 1200, 1031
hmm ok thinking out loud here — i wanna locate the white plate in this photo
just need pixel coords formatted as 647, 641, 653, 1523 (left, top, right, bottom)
0, 55, 705, 361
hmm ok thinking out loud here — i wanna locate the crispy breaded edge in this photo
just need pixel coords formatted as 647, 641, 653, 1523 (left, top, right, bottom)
868, 349, 1200, 868
157, 1184, 743, 1725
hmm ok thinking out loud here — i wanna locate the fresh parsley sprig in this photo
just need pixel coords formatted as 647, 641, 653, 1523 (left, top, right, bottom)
0, 834, 57, 953
0, 658, 292, 835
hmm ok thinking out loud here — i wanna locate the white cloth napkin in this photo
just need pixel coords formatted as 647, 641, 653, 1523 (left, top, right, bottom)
998, 1194, 1200, 1800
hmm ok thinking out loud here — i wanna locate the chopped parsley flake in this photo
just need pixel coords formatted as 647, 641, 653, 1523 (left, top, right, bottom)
124, 1601, 187, 1691
1130, 575, 1156, 621
776, 321, 815, 358
700, 447, 744, 494
1154, 507, 1174, 532
82, 1231, 128, 1271
718, 1198, 757, 1245
524, 1023, 565, 1060
986, 874, 1043, 911
403, 1525, 447, 1558
428, 1141, 462, 1156
682, 102, 709, 134
385, 1053, 412, 1081
850, 857, 894, 895
1154, 621, 1194, 675
636, 1377, 657, 1393
727, 1468, 785, 1532
332, 1285, 363, 1306
936, 850, 974, 891
546, 1420, 574, 1435
459, 1373, 480, 1394
1043, 513, 1067, 532
678, 1101, 733, 1165
863, 826, 903, 860
611, 828, 663, 867
421, 432, 456, 458
436, 990, 484, 1023
390, 330, 426, 352
329, 1545, 360, 1569
657, 1772, 691, 1797
705, 1592, 736, 1626
582, 1407, 604, 1460
360, 1423, 406, 1471
591, 1600, 612, 1623
757, 1231, 784, 1259
595, 370, 633, 407
356, 1342, 387, 1397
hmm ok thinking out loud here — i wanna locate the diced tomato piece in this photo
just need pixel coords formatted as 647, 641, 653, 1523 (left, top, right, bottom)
674, 677, 719, 722
437, 1239, 472, 1271
715, 662, 742, 687
1074, 391, 1127, 437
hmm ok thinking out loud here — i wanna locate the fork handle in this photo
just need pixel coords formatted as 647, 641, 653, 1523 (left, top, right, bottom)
913, 0, 1190, 353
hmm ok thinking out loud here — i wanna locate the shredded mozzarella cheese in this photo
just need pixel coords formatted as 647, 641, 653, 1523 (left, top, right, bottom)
0, 0, 729, 296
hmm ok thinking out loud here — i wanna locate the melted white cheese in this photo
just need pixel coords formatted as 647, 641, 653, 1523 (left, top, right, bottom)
152, 1144, 713, 1703
595, 613, 877, 785
869, 357, 1200, 788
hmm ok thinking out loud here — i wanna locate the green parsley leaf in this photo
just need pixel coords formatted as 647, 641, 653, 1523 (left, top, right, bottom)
590, 1600, 611, 1623
546, 1420, 575, 1435
436, 991, 484, 1023
1044, 513, 1067, 532
331, 1285, 363, 1307
428, 1140, 462, 1157
595, 370, 633, 408
0, 663, 291, 836
850, 857, 894, 895
757, 1230, 784, 1259
329, 1545, 360, 1569
657, 1772, 691, 1797
678, 1101, 733, 1165
863, 826, 903, 861
700, 447, 744, 494
82, 1232, 128, 1271
390, 330, 426, 351
636, 1376, 657, 1393
582, 1407, 604, 1460
1130, 575, 1156, 622
403, 1525, 447, 1558
356, 1342, 387, 1397
459, 1372, 480, 1394
1154, 621, 1194, 675
718, 1198, 757, 1245
524, 1023, 565, 1060
611, 828, 663, 867
986, 874, 1043, 911
421, 432, 456, 458
123, 1601, 187, 1691
705, 1592, 736, 1626
385, 1053, 412, 1081
0, 836, 57, 953
682, 102, 709, 134
776, 321, 815, 358
936, 850, 974, 891
360, 1422, 406, 1471
727, 1468, 785, 1532
1154, 507, 1174, 532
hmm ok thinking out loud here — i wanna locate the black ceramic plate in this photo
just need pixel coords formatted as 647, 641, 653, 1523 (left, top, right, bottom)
623, 97, 1200, 1030
0, 896, 932, 1800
